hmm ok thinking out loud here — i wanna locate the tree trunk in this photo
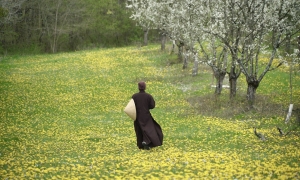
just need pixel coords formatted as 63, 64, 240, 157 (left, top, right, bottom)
229, 76, 237, 98
161, 31, 166, 51
52, 0, 60, 53
213, 68, 226, 95
229, 65, 239, 98
176, 41, 184, 62
246, 77, 260, 107
170, 40, 175, 54
298, 36, 300, 57
192, 54, 199, 76
285, 33, 292, 55
143, 28, 148, 46
183, 51, 188, 69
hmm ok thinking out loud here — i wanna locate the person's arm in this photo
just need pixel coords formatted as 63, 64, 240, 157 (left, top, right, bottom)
149, 95, 155, 109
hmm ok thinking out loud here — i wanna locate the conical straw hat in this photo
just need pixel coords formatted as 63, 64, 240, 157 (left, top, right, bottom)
124, 99, 136, 120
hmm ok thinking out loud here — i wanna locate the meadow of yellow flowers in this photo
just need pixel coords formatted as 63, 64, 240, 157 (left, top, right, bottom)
0, 45, 299, 179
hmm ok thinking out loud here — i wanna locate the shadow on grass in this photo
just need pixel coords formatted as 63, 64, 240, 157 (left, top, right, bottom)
186, 93, 289, 120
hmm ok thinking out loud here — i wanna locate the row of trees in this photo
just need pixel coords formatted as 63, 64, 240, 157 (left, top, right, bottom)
0, 0, 156, 54
127, 0, 300, 105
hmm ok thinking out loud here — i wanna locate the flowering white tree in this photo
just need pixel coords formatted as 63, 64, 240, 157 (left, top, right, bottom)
205, 0, 300, 105
126, 0, 153, 46
195, 1, 231, 95
163, 0, 200, 69
128, 0, 236, 95
127, 0, 300, 105
127, 0, 173, 49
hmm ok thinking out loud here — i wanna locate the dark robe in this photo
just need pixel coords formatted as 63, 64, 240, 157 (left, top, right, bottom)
132, 90, 163, 149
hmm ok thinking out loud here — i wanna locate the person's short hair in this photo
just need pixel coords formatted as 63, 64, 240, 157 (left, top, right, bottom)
138, 81, 146, 90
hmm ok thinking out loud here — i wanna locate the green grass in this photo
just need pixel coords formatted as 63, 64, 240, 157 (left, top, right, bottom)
0, 45, 300, 179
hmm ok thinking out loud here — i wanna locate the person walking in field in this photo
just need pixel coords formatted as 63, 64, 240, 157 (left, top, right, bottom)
132, 81, 163, 150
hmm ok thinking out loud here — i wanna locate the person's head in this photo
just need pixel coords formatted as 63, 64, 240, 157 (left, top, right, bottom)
138, 81, 146, 91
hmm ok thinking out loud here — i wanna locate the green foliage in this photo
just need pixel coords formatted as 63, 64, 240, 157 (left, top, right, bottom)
0, 6, 8, 19
4, 43, 43, 55
79, 0, 144, 48
0, 45, 299, 179
1, 0, 150, 54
